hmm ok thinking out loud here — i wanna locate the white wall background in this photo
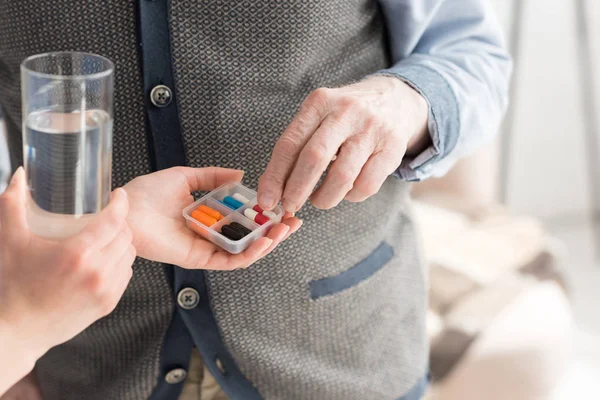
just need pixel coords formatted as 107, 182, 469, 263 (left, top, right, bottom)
488, 5, 600, 397
490, 0, 599, 222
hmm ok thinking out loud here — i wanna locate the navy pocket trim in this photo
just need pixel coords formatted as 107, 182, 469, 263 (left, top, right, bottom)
395, 372, 430, 400
309, 241, 394, 299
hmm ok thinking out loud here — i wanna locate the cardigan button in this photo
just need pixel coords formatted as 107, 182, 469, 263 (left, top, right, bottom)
177, 287, 200, 310
165, 368, 187, 384
150, 85, 172, 107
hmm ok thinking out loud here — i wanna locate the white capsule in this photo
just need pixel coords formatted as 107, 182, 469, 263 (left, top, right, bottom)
262, 210, 277, 219
232, 193, 250, 204
244, 208, 258, 221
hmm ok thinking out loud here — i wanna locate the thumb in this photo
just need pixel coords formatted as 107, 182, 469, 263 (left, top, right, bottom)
72, 188, 129, 249
182, 167, 244, 192
0, 167, 29, 236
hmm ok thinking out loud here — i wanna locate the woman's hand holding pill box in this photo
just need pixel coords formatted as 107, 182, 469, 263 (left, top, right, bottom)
124, 167, 301, 270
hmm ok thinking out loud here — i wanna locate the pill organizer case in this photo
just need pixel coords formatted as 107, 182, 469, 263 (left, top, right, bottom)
182, 182, 284, 254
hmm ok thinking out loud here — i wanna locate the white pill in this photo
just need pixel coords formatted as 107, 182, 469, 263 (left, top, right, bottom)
244, 208, 258, 220
232, 193, 250, 204
262, 210, 277, 219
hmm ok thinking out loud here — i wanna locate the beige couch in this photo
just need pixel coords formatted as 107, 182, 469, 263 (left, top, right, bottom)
414, 198, 573, 400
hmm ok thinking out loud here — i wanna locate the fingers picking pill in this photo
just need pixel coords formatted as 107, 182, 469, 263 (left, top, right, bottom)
282, 199, 295, 213
258, 192, 275, 210
244, 208, 268, 225
253, 204, 277, 220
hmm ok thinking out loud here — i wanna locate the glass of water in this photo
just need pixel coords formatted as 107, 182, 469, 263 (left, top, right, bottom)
21, 52, 114, 239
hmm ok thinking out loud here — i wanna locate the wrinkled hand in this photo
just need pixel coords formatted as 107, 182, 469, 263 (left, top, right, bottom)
124, 167, 301, 270
0, 168, 135, 393
258, 76, 430, 212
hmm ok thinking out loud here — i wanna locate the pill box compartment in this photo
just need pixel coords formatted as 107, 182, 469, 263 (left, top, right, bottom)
182, 182, 284, 254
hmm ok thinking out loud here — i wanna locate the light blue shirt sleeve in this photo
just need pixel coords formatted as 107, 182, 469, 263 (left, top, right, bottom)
374, 0, 512, 181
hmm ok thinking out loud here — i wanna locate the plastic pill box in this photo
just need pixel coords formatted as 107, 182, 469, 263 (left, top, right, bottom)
183, 182, 284, 254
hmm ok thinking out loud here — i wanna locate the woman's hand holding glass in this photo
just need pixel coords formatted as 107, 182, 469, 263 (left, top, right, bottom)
0, 168, 135, 395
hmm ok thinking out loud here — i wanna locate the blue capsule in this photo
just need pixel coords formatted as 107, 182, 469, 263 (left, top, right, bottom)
223, 196, 244, 209
218, 199, 236, 210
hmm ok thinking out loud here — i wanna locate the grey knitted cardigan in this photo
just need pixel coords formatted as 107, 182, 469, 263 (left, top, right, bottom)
0, 1, 427, 399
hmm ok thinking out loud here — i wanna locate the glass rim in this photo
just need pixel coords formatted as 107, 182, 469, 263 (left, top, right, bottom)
21, 51, 114, 81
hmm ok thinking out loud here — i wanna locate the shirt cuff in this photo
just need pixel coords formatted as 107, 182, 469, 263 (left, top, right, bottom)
370, 60, 460, 182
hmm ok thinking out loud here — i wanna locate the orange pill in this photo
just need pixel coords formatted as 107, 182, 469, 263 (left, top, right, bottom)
191, 210, 217, 226
198, 205, 223, 221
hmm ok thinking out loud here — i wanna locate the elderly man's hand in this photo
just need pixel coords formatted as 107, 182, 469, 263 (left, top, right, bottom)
257, 76, 430, 212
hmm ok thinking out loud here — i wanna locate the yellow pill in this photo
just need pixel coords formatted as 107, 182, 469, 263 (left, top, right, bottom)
198, 205, 223, 221
192, 210, 217, 226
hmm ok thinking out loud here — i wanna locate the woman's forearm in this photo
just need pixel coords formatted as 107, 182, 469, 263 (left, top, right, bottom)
0, 322, 41, 396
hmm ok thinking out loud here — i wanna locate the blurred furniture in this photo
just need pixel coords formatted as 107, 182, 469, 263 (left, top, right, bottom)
413, 196, 573, 400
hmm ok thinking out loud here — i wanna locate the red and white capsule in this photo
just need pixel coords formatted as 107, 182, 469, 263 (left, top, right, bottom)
244, 208, 269, 225
253, 205, 277, 220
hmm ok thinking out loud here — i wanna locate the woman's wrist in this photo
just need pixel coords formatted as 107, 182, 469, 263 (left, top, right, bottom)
0, 321, 43, 395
